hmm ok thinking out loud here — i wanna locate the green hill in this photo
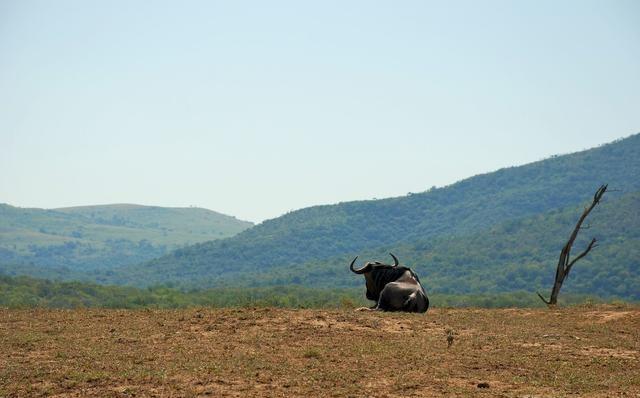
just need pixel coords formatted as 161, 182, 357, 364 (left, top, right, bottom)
107, 133, 640, 297
246, 191, 639, 300
0, 204, 252, 273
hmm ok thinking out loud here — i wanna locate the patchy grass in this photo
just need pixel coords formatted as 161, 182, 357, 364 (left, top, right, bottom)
0, 305, 638, 397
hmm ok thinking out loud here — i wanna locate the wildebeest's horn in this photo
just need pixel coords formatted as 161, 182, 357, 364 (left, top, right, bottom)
349, 256, 370, 274
389, 252, 399, 267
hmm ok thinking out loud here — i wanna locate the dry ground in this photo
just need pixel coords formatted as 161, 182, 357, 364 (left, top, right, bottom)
0, 305, 638, 397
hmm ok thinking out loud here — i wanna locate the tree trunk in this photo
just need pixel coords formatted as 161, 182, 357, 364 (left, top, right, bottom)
537, 184, 607, 306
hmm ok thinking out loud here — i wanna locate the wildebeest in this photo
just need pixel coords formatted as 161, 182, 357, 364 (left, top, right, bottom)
350, 253, 429, 313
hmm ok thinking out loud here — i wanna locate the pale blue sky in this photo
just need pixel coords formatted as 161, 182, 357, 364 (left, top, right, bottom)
1, 1, 639, 222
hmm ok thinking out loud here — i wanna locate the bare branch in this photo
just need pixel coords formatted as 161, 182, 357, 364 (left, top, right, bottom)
539, 185, 607, 306
565, 238, 597, 277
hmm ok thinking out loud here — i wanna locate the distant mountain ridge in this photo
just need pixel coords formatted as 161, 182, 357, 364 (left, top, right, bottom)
0, 203, 253, 273
110, 133, 640, 294
55, 203, 250, 234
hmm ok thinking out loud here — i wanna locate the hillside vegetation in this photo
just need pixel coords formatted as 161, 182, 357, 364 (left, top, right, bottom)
109, 134, 640, 299
0, 204, 252, 272
276, 191, 640, 299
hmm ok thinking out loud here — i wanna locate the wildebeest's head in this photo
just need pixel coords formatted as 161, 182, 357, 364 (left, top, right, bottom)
349, 253, 408, 301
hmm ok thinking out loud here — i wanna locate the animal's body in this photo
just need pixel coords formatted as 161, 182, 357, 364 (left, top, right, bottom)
350, 254, 429, 313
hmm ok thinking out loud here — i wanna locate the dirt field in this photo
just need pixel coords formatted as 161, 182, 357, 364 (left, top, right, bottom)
1, 305, 638, 397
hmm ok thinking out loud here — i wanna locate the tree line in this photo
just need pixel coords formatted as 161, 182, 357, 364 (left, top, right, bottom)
1, 274, 626, 309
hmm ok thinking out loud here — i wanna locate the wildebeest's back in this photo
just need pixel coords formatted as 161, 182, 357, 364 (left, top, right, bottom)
371, 266, 412, 289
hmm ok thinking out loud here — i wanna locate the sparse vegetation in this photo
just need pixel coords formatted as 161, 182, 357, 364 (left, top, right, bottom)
1, 306, 637, 397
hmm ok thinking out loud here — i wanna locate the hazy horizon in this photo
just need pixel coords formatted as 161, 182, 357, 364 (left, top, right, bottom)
2, 1, 639, 223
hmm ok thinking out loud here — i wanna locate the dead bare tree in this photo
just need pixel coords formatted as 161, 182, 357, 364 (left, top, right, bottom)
537, 184, 608, 306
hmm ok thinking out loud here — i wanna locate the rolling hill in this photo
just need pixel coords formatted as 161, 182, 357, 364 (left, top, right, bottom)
0, 204, 252, 274
106, 133, 640, 298
2, 134, 638, 301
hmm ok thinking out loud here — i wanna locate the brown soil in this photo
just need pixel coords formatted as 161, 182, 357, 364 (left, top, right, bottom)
1, 305, 638, 397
